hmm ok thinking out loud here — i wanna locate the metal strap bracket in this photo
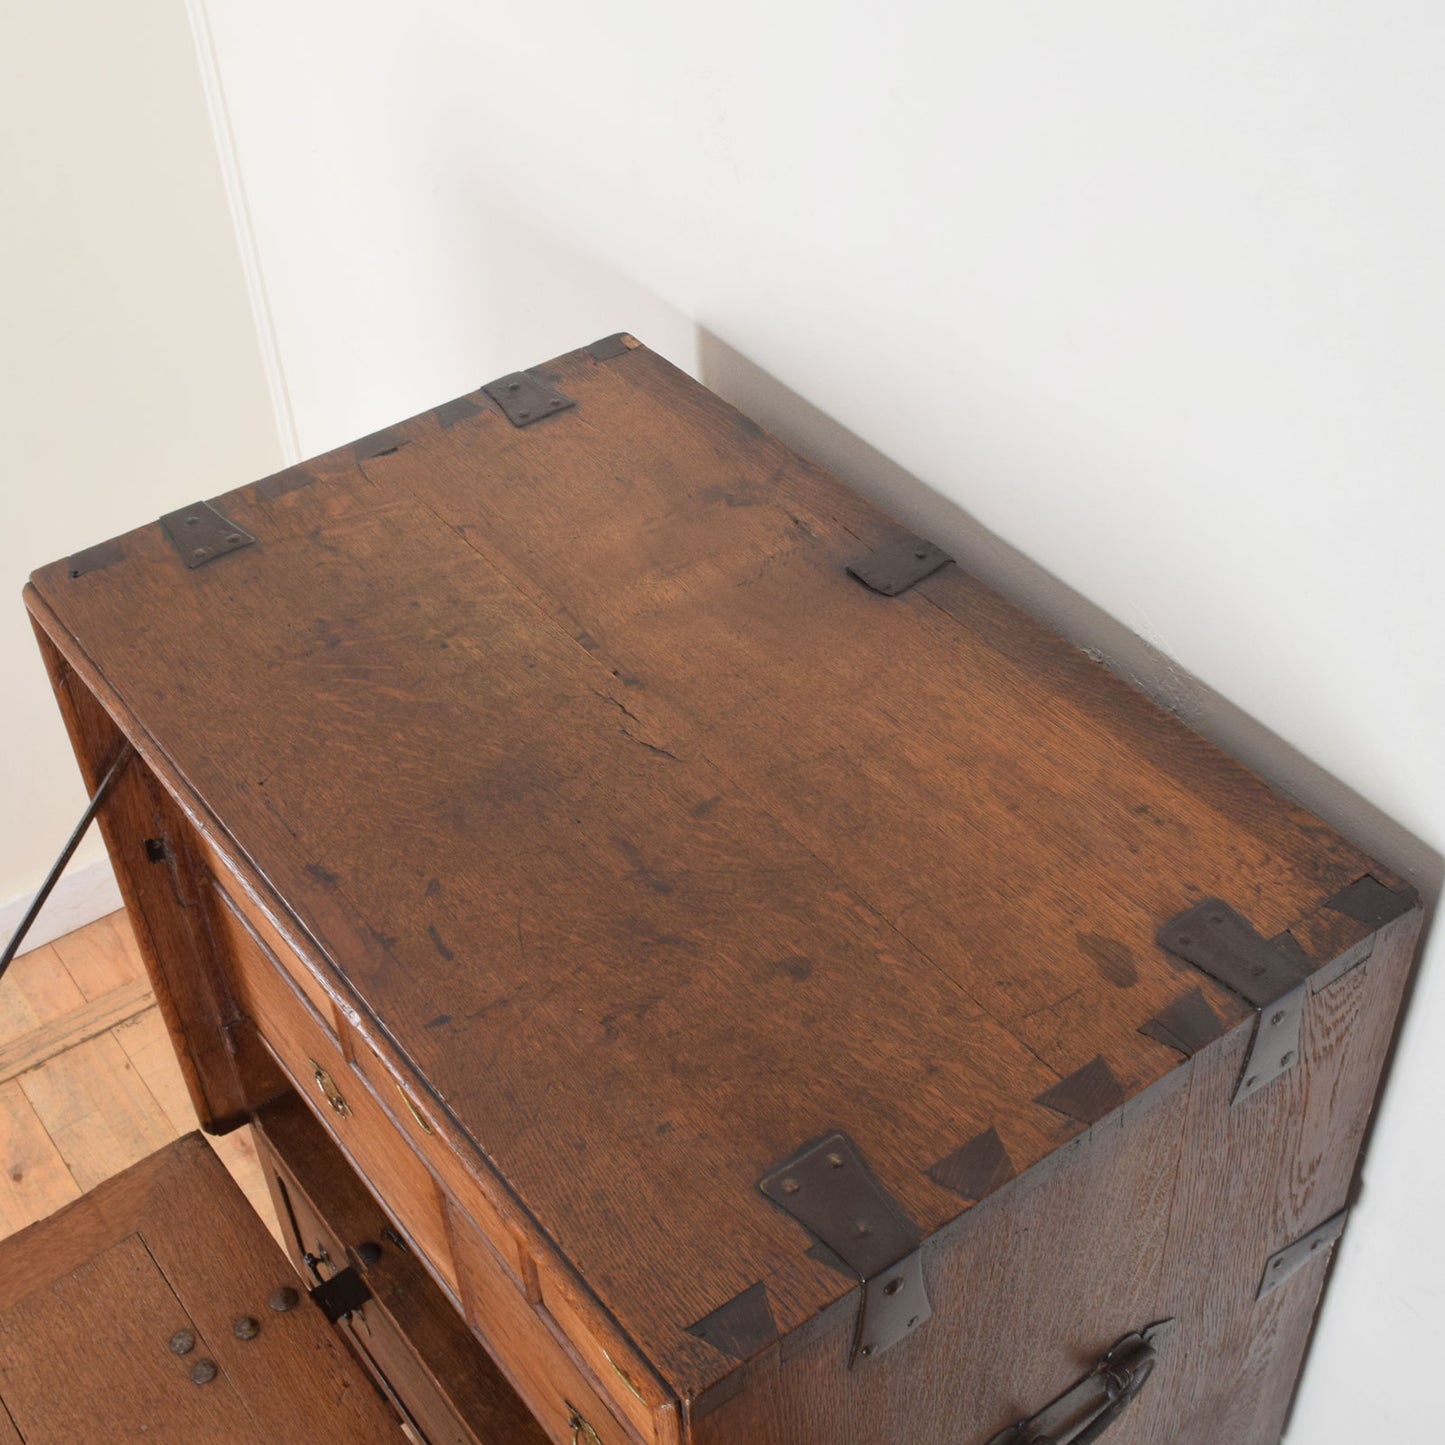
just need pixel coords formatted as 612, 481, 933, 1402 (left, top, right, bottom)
759, 1131, 930, 1363
1258, 1210, 1349, 1299
1158, 898, 1313, 1104
159, 501, 257, 569
482, 371, 576, 427
846, 532, 952, 596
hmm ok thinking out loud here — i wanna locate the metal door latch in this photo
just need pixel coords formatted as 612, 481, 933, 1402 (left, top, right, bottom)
309, 1266, 372, 1323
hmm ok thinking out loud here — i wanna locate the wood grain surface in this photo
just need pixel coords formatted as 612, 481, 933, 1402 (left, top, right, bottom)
255, 1091, 549, 1445
24, 335, 1409, 1416
0, 910, 279, 1246
691, 905, 1420, 1443
0, 1133, 399, 1442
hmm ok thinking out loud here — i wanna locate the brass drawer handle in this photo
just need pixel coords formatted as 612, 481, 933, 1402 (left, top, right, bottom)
309, 1059, 351, 1117
395, 1082, 434, 1135
567, 1404, 602, 1445
602, 1348, 645, 1402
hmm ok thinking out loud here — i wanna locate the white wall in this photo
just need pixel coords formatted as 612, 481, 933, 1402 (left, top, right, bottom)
0, 0, 285, 944
201, 2, 1442, 1435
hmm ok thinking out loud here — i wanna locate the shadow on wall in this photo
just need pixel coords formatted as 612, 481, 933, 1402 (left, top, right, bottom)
694, 323, 1438, 1439
694, 324, 1442, 911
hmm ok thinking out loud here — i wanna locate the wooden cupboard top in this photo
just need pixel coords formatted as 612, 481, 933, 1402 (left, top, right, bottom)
25, 336, 1385, 1397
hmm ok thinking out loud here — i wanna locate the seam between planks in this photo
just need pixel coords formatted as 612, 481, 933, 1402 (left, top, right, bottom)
0, 979, 156, 1087
371, 463, 1065, 1091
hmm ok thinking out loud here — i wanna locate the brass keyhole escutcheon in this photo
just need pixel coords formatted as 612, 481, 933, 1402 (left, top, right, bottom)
310, 1059, 351, 1117
566, 1404, 602, 1445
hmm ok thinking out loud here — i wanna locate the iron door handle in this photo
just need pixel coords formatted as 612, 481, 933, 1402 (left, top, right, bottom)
988, 1321, 1174, 1445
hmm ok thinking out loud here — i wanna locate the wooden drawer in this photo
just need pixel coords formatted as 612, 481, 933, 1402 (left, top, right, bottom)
533, 1265, 667, 1439
212, 884, 460, 1300
449, 1203, 640, 1445
341, 1022, 668, 1441
211, 875, 665, 1441
196, 831, 342, 1028
340, 1020, 533, 1288
255, 1093, 549, 1445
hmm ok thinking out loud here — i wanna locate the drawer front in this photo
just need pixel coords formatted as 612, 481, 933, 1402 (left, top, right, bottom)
197, 833, 341, 1027
342, 1023, 669, 1440
213, 886, 460, 1300
343, 1020, 532, 1285
535, 1264, 664, 1439
449, 1203, 640, 1445
256, 1097, 550, 1445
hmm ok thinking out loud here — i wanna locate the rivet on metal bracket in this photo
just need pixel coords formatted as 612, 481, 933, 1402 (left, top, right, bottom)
759, 1131, 931, 1363
482, 371, 576, 427
1158, 898, 1314, 1104
1258, 1210, 1349, 1299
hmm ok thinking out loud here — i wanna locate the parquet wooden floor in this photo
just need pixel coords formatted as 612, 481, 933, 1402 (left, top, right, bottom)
0, 910, 279, 1243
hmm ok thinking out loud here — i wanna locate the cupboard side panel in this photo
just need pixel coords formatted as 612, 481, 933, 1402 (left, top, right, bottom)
27, 605, 281, 1130
689, 1067, 1194, 1444
1131, 905, 1421, 1444
691, 909, 1419, 1444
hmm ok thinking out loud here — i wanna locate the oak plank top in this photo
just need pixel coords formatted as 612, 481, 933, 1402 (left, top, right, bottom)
26, 336, 1379, 1394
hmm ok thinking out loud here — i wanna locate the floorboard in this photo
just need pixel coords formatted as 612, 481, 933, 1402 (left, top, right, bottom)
0, 911, 280, 1246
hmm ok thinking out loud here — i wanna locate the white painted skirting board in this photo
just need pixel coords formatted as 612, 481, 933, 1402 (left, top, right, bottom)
0, 856, 123, 958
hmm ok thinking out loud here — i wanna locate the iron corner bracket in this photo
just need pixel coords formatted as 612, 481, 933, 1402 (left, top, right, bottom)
759, 1131, 931, 1364
159, 501, 257, 569
1157, 898, 1313, 1105
482, 370, 576, 427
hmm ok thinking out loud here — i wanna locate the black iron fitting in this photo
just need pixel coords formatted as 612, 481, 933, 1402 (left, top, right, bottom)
308, 1266, 372, 1324
759, 1131, 931, 1364
846, 531, 952, 596
482, 370, 577, 427
1156, 898, 1314, 1104
159, 501, 257, 569
987, 1322, 1174, 1445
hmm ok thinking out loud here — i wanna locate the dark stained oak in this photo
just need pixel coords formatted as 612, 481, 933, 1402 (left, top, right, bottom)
0, 1133, 399, 1442
25, 334, 1422, 1440
253, 1091, 550, 1445
688, 904, 1419, 1443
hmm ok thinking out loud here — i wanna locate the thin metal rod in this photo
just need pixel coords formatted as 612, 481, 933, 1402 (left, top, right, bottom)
0, 745, 133, 978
